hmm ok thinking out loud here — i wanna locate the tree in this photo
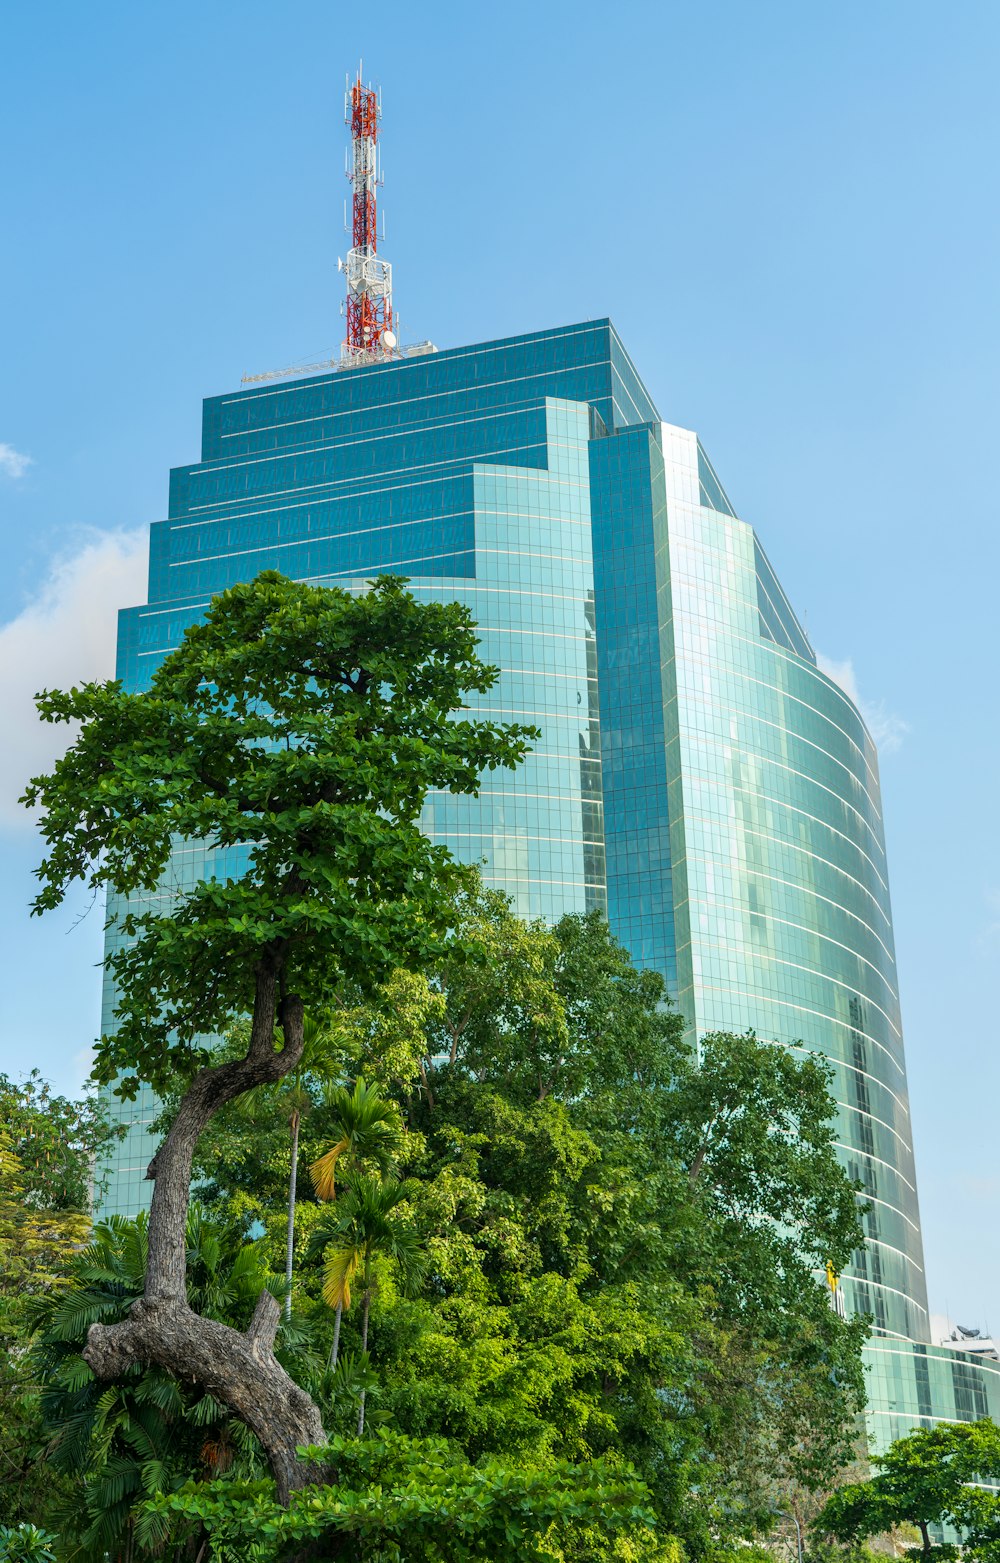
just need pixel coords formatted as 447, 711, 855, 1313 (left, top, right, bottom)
310, 1077, 403, 1202
0, 1070, 122, 1212
660, 1026, 868, 1505
418, 881, 569, 1107
819, 1419, 1000, 1559
309, 1075, 404, 1369
274, 1012, 340, 1321
23, 570, 535, 1500
287, 897, 867, 1551
0, 1134, 87, 1529
309, 1171, 425, 1433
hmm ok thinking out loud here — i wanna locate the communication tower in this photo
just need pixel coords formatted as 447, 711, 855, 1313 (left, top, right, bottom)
339, 65, 396, 363
242, 68, 437, 385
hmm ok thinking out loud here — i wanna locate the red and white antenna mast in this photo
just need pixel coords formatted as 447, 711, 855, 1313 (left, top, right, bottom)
339, 64, 396, 363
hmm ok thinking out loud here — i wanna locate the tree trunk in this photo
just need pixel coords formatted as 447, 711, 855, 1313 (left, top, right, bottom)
285, 1110, 300, 1321
82, 973, 327, 1503
919, 1521, 931, 1557
357, 1288, 371, 1435
329, 1301, 343, 1368
688, 1144, 708, 1184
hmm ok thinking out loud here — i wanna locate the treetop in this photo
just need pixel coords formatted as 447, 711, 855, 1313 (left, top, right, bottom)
23, 573, 538, 1096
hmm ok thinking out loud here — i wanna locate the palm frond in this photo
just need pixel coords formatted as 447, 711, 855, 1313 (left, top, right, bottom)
135, 1372, 184, 1416
321, 1245, 361, 1311
310, 1137, 350, 1201
187, 1392, 226, 1426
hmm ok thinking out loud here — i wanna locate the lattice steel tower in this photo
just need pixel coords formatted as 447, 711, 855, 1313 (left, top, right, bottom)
339, 66, 397, 363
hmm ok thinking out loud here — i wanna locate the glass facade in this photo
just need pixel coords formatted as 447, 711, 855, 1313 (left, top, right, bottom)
101, 317, 993, 1451
653, 421, 926, 1343
866, 1339, 1000, 1453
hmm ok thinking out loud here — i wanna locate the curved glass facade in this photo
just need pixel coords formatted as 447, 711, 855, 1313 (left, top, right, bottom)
101, 318, 992, 1453
867, 1339, 1000, 1448
649, 422, 927, 1343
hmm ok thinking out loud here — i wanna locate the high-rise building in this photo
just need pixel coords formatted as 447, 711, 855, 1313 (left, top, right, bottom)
100, 316, 1000, 1450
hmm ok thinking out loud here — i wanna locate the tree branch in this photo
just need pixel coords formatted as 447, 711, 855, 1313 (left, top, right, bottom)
247, 1288, 282, 1351
83, 1296, 322, 1504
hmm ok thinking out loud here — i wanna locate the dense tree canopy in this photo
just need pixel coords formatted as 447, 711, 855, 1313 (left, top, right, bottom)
819, 1419, 1000, 1559
174, 888, 868, 1556
0, 1071, 120, 1213
10, 889, 872, 1561
0, 1076, 121, 1529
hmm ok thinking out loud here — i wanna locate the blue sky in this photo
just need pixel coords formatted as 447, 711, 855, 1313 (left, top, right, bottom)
1, 0, 998, 1332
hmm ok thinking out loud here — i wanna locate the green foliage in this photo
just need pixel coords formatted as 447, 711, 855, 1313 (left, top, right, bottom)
109, 887, 868, 1556
23, 571, 537, 1099
311, 1076, 405, 1201
195, 891, 868, 1553
310, 1172, 425, 1315
391, 897, 865, 1543
0, 1137, 91, 1308
0, 1525, 57, 1563
147, 1428, 667, 1562
819, 1419, 1000, 1558
0, 1075, 122, 1530
16, 888, 863, 1559
308, 1144, 427, 1436
0, 1070, 122, 1211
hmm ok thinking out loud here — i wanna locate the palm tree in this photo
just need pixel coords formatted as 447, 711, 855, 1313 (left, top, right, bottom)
308, 1172, 425, 1434
309, 1078, 403, 1366
310, 1077, 402, 1199
276, 1012, 338, 1320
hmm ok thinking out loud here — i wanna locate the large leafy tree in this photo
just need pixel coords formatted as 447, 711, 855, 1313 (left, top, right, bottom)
23, 571, 535, 1500
819, 1419, 1000, 1559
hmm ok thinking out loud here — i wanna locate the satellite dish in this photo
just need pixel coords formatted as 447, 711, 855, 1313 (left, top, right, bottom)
382, 329, 397, 349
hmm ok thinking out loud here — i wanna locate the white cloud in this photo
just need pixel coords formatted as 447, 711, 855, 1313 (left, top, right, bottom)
815, 651, 910, 756
0, 442, 32, 479
857, 701, 909, 756
0, 529, 148, 828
